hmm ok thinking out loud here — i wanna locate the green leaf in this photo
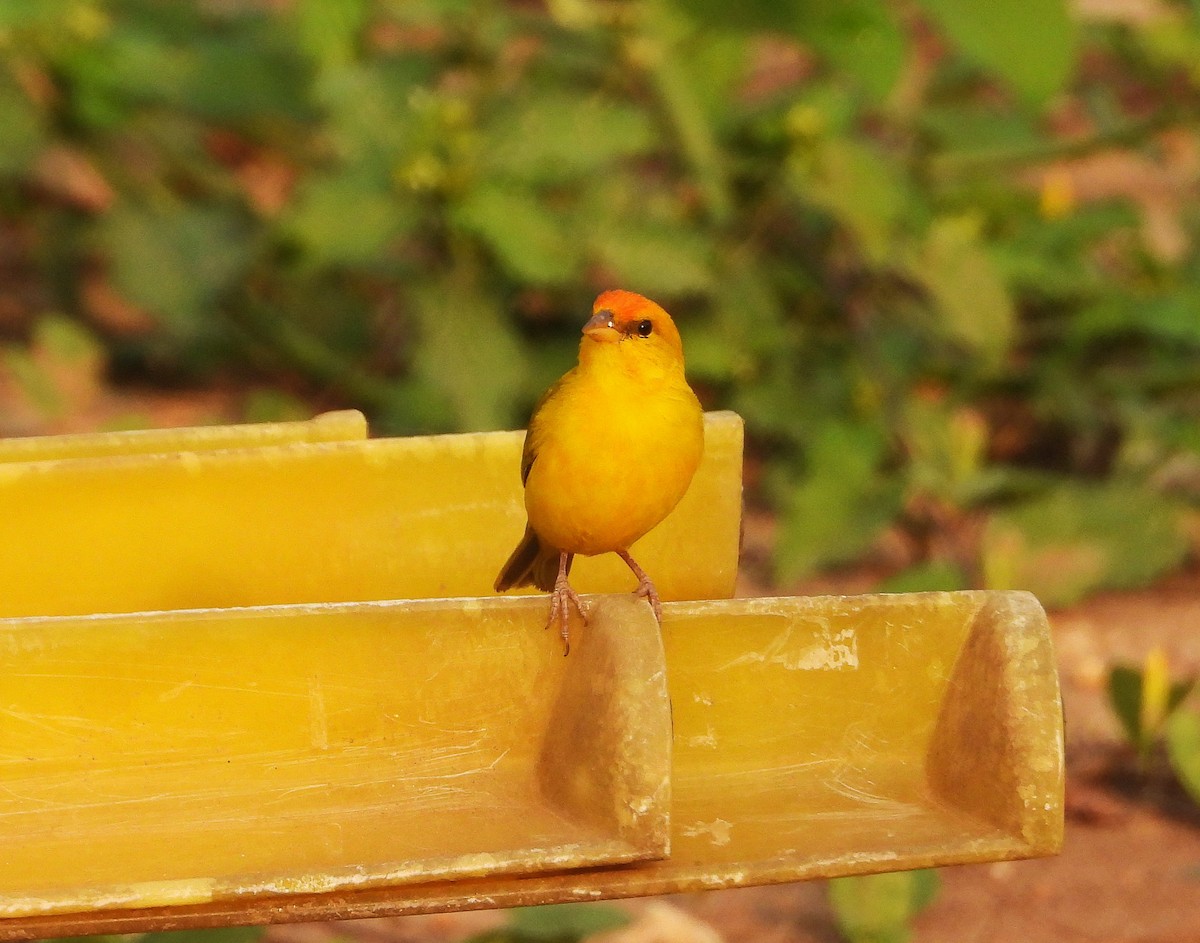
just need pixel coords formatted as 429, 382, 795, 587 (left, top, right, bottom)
798, 138, 910, 264
880, 561, 968, 594
315, 62, 427, 163
1071, 291, 1200, 347
796, 1, 908, 100
175, 34, 313, 122
412, 280, 528, 431
902, 398, 989, 504
284, 171, 412, 265
0, 78, 43, 174
292, 0, 367, 68
508, 903, 630, 939
454, 184, 580, 285
829, 870, 940, 943
1108, 665, 1147, 749
916, 0, 1076, 102
914, 216, 1016, 367
0, 0, 61, 28
101, 204, 252, 335
482, 94, 657, 185
592, 225, 715, 296
663, 0, 798, 36
142, 926, 266, 943
983, 484, 1190, 606
1167, 711, 1200, 806
775, 422, 903, 582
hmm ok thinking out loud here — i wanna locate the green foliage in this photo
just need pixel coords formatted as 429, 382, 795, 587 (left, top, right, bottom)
38, 927, 265, 943
141, 927, 266, 943
984, 484, 1190, 606
829, 870, 940, 943
1, 0, 1198, 590
1108, 650, 1197, 770
916, 0, 1076, 102
465, 904, 630, 943
1166, 710, 1200, 805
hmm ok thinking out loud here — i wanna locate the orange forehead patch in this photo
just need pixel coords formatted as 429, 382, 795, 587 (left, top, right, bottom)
593, 290, 666, 326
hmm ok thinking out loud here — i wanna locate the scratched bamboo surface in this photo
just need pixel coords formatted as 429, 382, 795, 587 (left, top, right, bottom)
0, 410, 367, 463
0, 412, 1065, 939
0, 412, 743, 619
0, 591, 1063, 938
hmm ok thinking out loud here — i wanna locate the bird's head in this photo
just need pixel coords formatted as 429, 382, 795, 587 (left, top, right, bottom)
580, 291, 685, 368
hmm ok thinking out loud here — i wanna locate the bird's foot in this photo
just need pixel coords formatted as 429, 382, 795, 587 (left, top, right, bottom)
548, 566, 587, 656
618, 549, 664, 626
632, 576, 664, 625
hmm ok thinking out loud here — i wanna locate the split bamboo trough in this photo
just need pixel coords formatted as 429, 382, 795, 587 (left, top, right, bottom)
0, 410, 1064, 938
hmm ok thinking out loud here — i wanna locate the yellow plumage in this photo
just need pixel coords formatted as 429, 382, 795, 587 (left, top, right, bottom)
494, 290, 704, 651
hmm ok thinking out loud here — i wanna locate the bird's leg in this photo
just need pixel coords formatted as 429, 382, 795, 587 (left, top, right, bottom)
548, 552, 586, 655
617, 550, 663, 625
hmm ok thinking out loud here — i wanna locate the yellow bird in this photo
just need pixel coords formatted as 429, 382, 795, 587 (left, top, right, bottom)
494, 290, 704, 653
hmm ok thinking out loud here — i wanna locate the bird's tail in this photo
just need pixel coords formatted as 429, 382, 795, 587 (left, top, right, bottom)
494, 525, 564, 593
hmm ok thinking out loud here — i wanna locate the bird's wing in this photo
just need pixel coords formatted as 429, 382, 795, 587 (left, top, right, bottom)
519, 372, 568, 486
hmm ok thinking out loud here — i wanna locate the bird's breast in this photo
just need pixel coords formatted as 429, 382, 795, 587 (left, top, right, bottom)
523, 375, 703, 556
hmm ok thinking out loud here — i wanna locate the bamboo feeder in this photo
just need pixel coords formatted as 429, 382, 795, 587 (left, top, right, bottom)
0, 411, 1063, 939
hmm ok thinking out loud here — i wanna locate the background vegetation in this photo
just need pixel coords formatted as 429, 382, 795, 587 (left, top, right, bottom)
2, 0, 1199, 602
3, 3, 1200, 940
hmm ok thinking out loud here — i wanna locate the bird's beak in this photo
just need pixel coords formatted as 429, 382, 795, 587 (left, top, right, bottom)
582, 311, 621, 342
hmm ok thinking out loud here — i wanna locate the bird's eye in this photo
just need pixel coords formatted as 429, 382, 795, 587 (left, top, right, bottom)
636, 319, 653, 337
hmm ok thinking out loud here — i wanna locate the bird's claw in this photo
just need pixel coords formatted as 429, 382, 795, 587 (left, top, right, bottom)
633, 578, 664, 626
548, 578, 587, 656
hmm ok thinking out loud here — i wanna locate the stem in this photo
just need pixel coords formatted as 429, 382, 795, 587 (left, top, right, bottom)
233, 301, 410, 413
928, 108, 1184, 178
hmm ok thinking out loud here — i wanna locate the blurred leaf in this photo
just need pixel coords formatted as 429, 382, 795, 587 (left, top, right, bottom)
829, 870, 940, 943
508, 903, 630, 938
142, 926, 265, 943
315, 62, 427, 163
454, 184, 580, 284
916, 0, 1076, 102
666, 0, 798, 35
0, 78, 43, 173
0, 0, 62, 28
902, 399, 988, 503
1110, 660, 1197, 764
914, 216, 1015, 366
687, 256, 789, 382
292, 0, 367, 68
799, 138, 910, 263
592, 225, 715, 295
413, 280, 527, 431
175, 34, 313, 122
673, 28, 751, 128
243, 389, 312, 422
796, 1, 907, 100
1167, 711, 1200, 805
482, 94, 657, 185
1109, 665, 1145, 749
775, 421, 903, 581
983, 484, 1189, 606
284, 171, 412, 265
101, 204, 252, 335
920, 107, 1040, 156
879, 561, 968, 593
1071, 290, 1200, 347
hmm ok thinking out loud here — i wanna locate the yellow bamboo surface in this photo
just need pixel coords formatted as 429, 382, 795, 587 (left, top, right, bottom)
0, 596, 671, 922
0, 412, 742, 619
0, 410, 366, 463
0, 591, 1063, 939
